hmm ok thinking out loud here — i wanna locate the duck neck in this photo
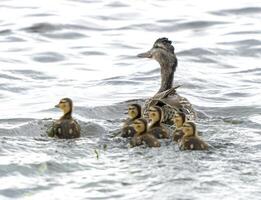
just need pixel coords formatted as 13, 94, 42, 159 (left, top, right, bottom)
60, 111, 72, 120
158, 60, 177, 93
150, 120, 161, 128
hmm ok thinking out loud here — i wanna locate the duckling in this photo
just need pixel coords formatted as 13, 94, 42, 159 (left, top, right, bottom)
179, 121, 208, 150
147, 106, 169, 139
47, 98, 80, 139
121, 104, 141, 138
172, 111, 186, 143
130, 118, 160, 148
137, 37, 196, 123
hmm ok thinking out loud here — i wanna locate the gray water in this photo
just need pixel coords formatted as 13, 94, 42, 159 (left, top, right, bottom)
0, 0, 261, 199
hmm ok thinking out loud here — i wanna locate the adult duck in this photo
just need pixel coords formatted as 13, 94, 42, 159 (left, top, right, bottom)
137, 37, 196, 124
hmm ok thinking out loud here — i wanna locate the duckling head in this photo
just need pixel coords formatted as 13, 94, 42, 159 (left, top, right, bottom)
137, 37, 177, 93
55, 98, 73, 116
128, 104, 141, 120
173, 112, 186, 128
132, 118, 147, 135
148, 106, 162, 125
182, 121, 197, 137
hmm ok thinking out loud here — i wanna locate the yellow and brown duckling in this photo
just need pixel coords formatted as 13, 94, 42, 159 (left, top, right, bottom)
121, 104, 141, 138
48, 98, 81, 139
179, 121, 208, 150
130, 118, 160, 148
172, 111, 186, 143
147, 106, 169, 139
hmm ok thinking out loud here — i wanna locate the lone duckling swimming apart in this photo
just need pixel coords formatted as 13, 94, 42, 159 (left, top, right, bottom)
121, 104, 142, 138
179, 121, 208, 150
147, 106, 169, 139
137, 37, 196, 123
130, 118, 160, 148
48, 98, 81, 139
173, 111, 186, 143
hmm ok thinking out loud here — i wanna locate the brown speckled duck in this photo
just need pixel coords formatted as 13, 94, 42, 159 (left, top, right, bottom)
48, 98, 80, 139
137, 37, 196, 124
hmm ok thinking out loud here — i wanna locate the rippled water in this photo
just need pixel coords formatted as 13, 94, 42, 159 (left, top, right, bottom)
0, 0, 261, 199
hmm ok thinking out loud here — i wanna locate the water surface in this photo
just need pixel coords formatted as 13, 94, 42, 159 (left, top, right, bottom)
0, 0, 261, 199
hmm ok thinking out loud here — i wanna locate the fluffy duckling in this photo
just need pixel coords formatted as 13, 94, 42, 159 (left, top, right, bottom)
130, 118, 161, 148
121, 104, 141, 138
173, 111, 186, 143
48, 98, 80, 139
179, 121, 208, 150
147, 106, 169, 139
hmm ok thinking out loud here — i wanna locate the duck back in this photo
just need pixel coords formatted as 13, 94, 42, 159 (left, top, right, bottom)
179, 136, 208, 150
148, 126, 169, 139
53, 119, 80, 139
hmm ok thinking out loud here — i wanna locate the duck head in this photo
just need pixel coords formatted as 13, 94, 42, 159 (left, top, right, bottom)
148, 106, 162, 126
128, 104, 142, 120
182, 121, 197, 137
173, 111, 186, 128
132, 118, 147, 135
55, 98, 73, 118
137, 37, 178, 93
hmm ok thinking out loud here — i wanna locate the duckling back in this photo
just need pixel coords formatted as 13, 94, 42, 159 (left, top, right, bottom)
148, 126, 169, 139
179, 136, 208, 150
49, 119, 80, 139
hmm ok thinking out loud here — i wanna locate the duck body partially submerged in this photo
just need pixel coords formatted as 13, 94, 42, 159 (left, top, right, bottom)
121, 104, 141, 138
48, 98, 80, 139
178, 121, 208, 151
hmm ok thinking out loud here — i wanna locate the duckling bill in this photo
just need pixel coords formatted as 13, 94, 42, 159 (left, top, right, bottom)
47, 98, 81, 139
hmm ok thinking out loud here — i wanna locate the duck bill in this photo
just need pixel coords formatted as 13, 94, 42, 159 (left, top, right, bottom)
137, 50, 152, 58
54, 104, 60, 108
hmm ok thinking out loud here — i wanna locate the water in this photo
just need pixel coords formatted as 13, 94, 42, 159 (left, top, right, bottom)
0, 0, 261, 199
